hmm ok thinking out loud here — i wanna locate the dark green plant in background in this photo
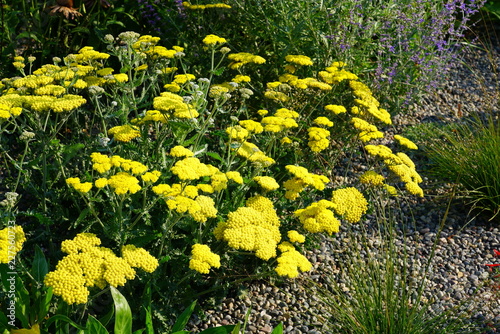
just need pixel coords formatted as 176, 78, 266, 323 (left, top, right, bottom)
0, 0, 143, 77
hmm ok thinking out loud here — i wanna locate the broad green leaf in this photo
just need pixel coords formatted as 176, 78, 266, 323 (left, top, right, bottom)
110, 286, 132, 334
171, 300, 196, 332
98, 303, 114, 327
62, 143, 85, 164
14, 274, 30, 328
230, 323, 241, 334
206, 152, 223, 162
37, 287, 53, 323
84, 315, 109, 334
143, 283, 153, 334
199, 325, 237, 334
271, 323, 283, 334
44, 315, 86, 331
0, 311, 10, 330
31, 246, 48, 283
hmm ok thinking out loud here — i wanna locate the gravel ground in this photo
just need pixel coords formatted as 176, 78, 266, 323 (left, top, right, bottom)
185, 37, 500, 333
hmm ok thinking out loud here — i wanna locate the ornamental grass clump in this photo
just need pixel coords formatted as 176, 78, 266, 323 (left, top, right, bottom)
404, 116, 500, 221
309, 195, 482, 334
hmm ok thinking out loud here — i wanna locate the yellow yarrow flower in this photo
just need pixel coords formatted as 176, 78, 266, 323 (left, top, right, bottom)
294, 200, 340, 234
228, 52, 266, 69
107, 172, 142, 195
45, 233, 158, 304
226, 125, 250, 141
253, 176, 280, 191
141, 170, 161, 183
325, 104, 347, 115
287, 230, 305, 243
91, 152, 113, 174
331, 187, 368, 223
235, 142, 275, 167
202, 34, 227, 46
275, 242, 312, 278
121, 245, 159, 273
171, 157, 213, 180
239, 119, 264, 134
169, 145, 195, 158
66, 177, 93, 194
173, 74, 196, 84
0, 226, 26, 263
359, 171, 385, 186
215, 196, 281, 261
405, 181, 424, 197
307, 127, 330, 152
285, 54, 313, 66
314, 117, 334, 127
95, 178, 109, 188
394, 134, 418, 150
108, 124, 141, 142
191, 195, 218, 223
264, 90, 290, 103
225, 171, 244, 184
61, 233, 101, 254
189, 244, 221, 274
153, 92, 198, 118
232, 75, 251, 83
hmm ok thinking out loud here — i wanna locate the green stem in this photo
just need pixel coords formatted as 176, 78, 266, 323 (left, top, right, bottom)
157, 214, 182, 258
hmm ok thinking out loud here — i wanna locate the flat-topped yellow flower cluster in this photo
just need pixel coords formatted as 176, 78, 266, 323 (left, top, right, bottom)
44, 233, 158, 304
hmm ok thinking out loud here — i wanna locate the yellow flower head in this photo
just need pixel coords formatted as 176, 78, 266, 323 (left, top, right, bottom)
189, 244, 221, 274
314, 117, 334, 127
239, 119, 264, 134
215, 196, 280, 260
45, 233, 157, 304
359, 171, 385, 186
253, 176, 280, 192
275, 242, 312, 278
0, 226, 26, 263
190, 195, 218, 223
121, 245, 159, 273
226, 171, 244, 184
285, 55, 313, 66
141, 170, 161, 183
108, 124, 141, 142
226, 125, 250, 141
287, 230, 306, 243
202, 34, 227, 46
331, 187, 368, 223
294, 200, 340, 234
107, 172, 142, 195
153, 92, 198, 118
169, 145, 195, 158
394, 134, 418, 150
171, 157, 213, 180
